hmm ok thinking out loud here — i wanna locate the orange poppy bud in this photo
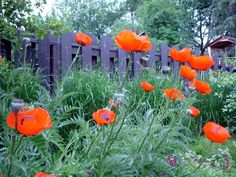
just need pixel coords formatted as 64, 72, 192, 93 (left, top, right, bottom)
180, 65, 197, 80
188, 55, 214, 70
164, 88, 185, 100
169, 48, 192, 63
34, 172, 56, 177
92, 109, 116, 125
75, 32, 92, 46
141, 81, 155, 92
7, 107, 52, 136
189, 80, 211, 95
203, 122, 231, 143
0, 55, 3, 63
115, 30, 152, 52
187, 106, 200, 118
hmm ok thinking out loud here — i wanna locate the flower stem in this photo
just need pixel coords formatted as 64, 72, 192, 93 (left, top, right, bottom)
136, 99, 165, 153
66, 45, 81, 76
7, 135, 24, 177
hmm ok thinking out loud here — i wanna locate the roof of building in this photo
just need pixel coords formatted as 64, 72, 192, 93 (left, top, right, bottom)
207, 36, 236, 49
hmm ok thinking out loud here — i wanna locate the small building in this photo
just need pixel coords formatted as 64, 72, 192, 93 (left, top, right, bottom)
207, 36, 236, 71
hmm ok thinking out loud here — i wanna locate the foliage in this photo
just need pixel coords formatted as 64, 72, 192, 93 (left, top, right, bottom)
212, 0, 236, 37
192, 71, 236, 134
25, 14, 71, 39
180, 0, 214, 54
136, 0, 185, 46
54, 0, 126, 38
0, 0, 45, 41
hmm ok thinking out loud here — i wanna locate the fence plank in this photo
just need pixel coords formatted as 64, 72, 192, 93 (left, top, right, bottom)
160, 43, 169, 68
61, 32, 75, 72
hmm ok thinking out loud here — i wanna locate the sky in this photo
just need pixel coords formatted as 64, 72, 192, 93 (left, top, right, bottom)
31, 0, 54, 15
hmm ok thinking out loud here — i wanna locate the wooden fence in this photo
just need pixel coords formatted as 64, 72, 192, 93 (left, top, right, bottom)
1, 32, 235, 86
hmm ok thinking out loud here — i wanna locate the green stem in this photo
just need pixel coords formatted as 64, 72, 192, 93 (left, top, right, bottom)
7, 136, 16, 177
136, 99, 165, 153
96, 118, 117, 174
66, 45, 81, 76
23, 44, 28, 69
181, 142, 213, 177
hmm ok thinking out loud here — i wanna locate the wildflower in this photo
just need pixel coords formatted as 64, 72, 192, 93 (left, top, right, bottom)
0, 55, 3, 63
93, 109, 116, 125
34, 172, 56, 177
75, 32, 92, 46
115, 30, 152, 52
108, 99, 122, 109
164, 88, 185, 100
203, 122, 231, 143
141, 81, 154, 92
187, 106, 200, 118
189, 80, 211, 95
7, 106, 52, 136
188, 55, 214, 70
167, 154, 177, 167
169, 48, 192, 63
180, 65, 197, 80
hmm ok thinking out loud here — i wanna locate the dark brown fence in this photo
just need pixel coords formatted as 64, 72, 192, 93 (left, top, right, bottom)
1, 32, 235, 86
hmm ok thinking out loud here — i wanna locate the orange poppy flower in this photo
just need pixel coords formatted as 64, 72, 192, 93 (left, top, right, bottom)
169, 48, 192, 63
75, 32, 92, 46
180, 65, 197, 80
141, 81, 155, 92
93, 109, 116, 125
115, 30, 152, 52
189, 80, 211, 95
188, 55, 214, 70
187, 106, 200, 118
34, 172, 56, 177
203, 122, 231, 143
7, 106, 52, 136
164, 88, 185, 100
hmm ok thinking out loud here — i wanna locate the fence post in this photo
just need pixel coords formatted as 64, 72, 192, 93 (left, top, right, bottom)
160, 43, 170, 67
148, 42, 157, 68
173, 46, 180, 80
100, 35, 113, 73
118, 48, 127, 80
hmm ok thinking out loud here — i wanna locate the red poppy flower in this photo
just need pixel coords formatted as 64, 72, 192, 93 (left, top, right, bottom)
93, 109, 116, 125
141, 81, 155, 92
164, 88, 185, 100
169, 48, 192, 63
203, 122, 231, 143
7, 106, 52, 136
180, 65, 197, 80
34, 172, 56, 177
189, 80, 211, 95
188, 55, 214, 70
75, 32, 92, 46
187, 106, 200, 118
115, 30, 152, 52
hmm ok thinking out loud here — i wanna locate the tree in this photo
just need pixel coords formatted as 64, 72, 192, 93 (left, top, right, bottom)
54, 0, 126, 39
212, 0, 236, 37
0, 0, 46, 40
181, 0, 214, 54
137, 0, 185, 46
